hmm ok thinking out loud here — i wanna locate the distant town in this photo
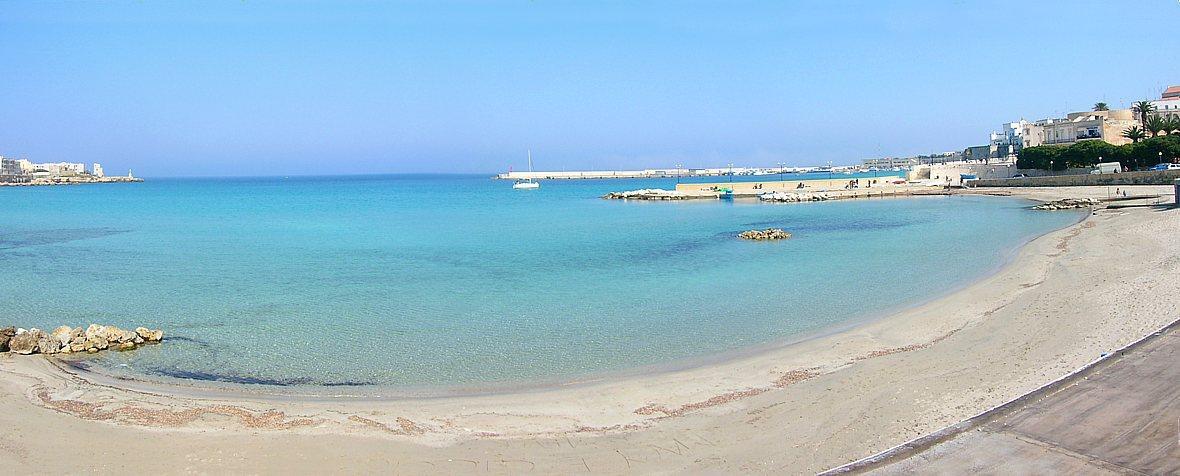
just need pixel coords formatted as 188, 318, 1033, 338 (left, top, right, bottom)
0, 157, 141, 186
499, 84, 1180, 183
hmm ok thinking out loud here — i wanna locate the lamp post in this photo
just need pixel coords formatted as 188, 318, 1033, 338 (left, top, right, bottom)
777, 162, 785, 184
728, 163, 734, 183
827, 160, 833, 180
675, 163, 682, 185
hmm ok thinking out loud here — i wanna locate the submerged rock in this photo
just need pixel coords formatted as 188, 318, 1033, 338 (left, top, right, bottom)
739, 228, 792, 241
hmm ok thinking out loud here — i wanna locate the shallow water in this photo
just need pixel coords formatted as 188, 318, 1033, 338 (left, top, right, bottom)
0, 174, 1082, 388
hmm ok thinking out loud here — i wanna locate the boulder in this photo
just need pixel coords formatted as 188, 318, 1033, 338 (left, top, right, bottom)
51, 326, 73, 349
105, 326, 137, 344
8, 330, 40, 354
85, 335, 108, 351
135, 327, 164, 343
36, 330, 61, 355
117, 342, 137, 351
84, 324, 107, 342
0, 326, 14, 352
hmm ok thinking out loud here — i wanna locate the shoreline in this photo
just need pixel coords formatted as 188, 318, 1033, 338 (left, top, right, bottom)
49, 195, 1082, 402
2, 185, 1176, 473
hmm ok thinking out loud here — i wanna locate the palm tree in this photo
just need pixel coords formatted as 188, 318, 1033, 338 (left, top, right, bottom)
1164, 115, 1180, 136
1122, 125, 1147, 143
1132, 100, 1156, 125
1145, 116, 1167, 137
1093, 102, 1109, 111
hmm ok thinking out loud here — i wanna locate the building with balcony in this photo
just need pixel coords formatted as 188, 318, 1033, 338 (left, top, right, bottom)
1023, 109, 1138, 147
1148, 85, 1180, 120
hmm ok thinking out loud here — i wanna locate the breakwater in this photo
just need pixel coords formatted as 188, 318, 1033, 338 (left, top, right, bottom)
2, 325, 163, 355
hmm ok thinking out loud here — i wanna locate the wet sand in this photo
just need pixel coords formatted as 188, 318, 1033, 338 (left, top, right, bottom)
1, 186, 1177, 474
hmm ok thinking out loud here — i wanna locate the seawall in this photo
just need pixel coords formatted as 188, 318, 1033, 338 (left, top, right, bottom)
971, 169, 1180, 187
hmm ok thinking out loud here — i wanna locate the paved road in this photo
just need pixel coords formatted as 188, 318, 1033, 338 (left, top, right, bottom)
829, 321, 1179, 475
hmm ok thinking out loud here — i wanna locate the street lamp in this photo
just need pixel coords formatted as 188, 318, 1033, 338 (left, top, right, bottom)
728, 163, 734, 183
675, 163, 682, 185
827, 161, 833, 180
777, 162, 785, 184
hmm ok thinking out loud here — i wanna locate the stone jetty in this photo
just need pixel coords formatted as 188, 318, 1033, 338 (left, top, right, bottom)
758, 191, 832, 202
1032, 198, 1101, 210
738, 228, 792, 241
1, 324, 163, 355
602, 189, 703, 200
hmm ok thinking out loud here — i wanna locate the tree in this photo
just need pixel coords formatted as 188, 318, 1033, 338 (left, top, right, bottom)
1145, 116, 1167, 137
1122, 125, 1147, 143
1132, 100, 1156, 125
1093, 102, 1109, 111
1163, 115, 1180, 136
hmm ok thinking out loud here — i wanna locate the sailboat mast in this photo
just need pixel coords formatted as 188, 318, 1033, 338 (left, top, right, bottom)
527, 149, 533, 173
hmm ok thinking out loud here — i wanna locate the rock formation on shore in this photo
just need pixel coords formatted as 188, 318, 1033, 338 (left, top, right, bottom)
738, 228, 792, 241
759, 191, 831, 202
0, 324, 163, 355
602, 189, 695, 200
1032, 198, 1101, 210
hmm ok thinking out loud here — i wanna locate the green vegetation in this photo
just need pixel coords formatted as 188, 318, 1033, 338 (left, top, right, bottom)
1145, 116, 1167, 137
1093, 102, 1108, 111
1016, 135, 1180, 171
1121, 125, 1146, 143
1132, 100, 1155, 124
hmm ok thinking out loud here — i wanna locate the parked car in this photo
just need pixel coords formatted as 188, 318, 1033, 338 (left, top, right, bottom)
1011, 174, 1028, 178
1148, 163, 1180, 171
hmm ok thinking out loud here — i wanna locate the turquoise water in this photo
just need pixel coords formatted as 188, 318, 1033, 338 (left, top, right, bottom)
0, 175, 1081, 389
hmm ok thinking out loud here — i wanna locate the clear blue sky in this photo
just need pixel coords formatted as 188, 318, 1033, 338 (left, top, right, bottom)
2, 1, 1178, 177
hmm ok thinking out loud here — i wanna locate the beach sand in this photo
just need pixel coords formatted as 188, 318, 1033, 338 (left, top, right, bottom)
1, 186, 1177, 474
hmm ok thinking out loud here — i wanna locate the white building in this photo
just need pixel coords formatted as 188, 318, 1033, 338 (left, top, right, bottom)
0, 157, 21, 175
1148, 85, 1180, 120
25, 161, 86, 175
988, 120, 1031, 158
92, 163, 105, 177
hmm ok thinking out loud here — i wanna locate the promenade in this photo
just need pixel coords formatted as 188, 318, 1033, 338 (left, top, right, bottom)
832, 319, 1180, 475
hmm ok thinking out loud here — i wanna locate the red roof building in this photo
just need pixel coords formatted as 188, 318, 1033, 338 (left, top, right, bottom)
1162, 85, 1180, 100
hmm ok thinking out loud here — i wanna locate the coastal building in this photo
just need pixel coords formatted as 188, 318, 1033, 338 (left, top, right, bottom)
1032, 109, 1138, 147
962, 145, 993, 162
861, 157, 921, 168
24, 161, 86, 175
987, 121, 1031, 159
92, 163, 105, 178
0, 157, 21, 175
1148, 85, 1180, 120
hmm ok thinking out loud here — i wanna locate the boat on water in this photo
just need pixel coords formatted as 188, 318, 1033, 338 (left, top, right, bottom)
513, 150, 540, 190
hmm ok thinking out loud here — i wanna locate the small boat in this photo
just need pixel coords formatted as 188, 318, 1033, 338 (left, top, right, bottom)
513, 150, 540, 190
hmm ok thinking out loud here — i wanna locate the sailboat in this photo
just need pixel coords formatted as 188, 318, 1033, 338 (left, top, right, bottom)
512, 150, 540, 189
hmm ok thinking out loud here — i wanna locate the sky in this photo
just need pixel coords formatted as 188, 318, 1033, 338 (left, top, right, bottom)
1, 1, 1178, 177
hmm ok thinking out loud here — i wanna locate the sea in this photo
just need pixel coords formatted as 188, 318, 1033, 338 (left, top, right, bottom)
0, 173, 1084, 392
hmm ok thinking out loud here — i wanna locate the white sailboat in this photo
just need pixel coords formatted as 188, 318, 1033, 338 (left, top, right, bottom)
512, 150, 540, 189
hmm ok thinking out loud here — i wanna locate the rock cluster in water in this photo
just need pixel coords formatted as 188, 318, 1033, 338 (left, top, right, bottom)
738, 228, 792, 241
1033, 198, 1101, 210
0, 324, 163, 355
759, 191, 831, 202
602, 189, 693, 200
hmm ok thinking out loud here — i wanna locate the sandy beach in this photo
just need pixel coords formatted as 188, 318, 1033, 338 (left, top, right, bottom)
1, 185, 1177, 474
